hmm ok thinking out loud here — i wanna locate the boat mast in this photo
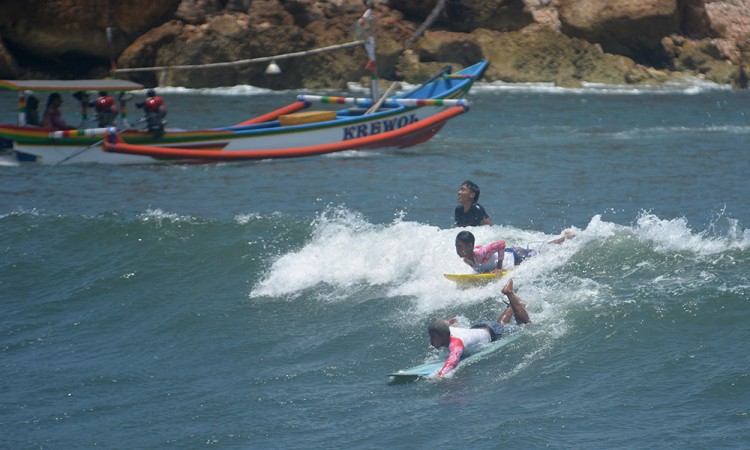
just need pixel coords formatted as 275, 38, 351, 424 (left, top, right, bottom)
359, 0, 379, 103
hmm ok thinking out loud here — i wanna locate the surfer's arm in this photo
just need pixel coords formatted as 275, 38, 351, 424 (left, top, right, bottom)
438, 338, 464, 377
487, 241, 506, 271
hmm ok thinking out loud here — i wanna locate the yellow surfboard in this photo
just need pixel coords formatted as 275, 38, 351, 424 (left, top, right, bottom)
443, 271, 507, 286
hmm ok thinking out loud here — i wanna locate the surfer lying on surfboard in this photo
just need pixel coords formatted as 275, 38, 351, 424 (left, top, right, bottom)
427, 279, 530, 378
455, 229, 576, 274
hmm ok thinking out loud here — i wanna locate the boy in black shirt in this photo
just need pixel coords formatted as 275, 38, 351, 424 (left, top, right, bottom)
454, 180, 491, 227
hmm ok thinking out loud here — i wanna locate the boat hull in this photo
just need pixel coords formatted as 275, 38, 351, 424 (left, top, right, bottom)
103, 105, 467, 161
8, 105, 446, 164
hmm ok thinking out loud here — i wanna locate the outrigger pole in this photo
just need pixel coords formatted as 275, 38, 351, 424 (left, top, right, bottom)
298, 95, 469, 108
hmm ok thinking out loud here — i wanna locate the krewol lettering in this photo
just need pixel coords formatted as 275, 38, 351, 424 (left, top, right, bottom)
343, 114, 418, 140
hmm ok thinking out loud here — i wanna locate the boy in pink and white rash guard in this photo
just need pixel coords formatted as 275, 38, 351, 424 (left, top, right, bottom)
455, 229, 576, 273
455, 230, 512, 273
427, 279, 531, 377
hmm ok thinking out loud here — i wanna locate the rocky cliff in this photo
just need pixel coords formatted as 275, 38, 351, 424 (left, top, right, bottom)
1, 0, 748, 88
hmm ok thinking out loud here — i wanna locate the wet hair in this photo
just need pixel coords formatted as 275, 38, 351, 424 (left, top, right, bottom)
461, 180, 480, 203
428, 319, 450, 337
456, 230, 475, 246
147, 89, 156, 97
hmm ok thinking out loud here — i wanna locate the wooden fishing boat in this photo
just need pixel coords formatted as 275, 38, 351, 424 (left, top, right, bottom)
103, 101, 469, 161
0, 60, 488, 164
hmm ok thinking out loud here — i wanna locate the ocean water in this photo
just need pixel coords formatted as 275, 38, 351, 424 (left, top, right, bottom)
1, 81, 749, 449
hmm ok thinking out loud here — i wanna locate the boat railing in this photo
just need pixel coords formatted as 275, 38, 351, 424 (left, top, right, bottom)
297, 95, 469, 109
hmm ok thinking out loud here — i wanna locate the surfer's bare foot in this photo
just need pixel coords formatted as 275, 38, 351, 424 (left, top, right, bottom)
499, 278, 531, 325
498, 278, 515, 323
501, 278, 514, 296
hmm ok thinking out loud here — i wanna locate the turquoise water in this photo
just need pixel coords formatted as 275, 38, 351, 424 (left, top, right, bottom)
1, 82, 749, 448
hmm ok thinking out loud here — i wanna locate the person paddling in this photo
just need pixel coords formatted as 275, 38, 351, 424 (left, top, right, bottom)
455, 229, 576, 274
427, 279, 530, 377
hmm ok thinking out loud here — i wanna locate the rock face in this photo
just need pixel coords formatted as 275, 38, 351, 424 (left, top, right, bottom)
390, 0, 533, 32
1, 0, 749, 89
0, 0, 181, 76
0, 41, 17, 78
558, 0, 680, 65
703, 0, 750, 41
471, 28, 662, 87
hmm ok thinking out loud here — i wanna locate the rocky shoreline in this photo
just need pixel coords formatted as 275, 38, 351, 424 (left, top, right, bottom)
1, 0, 749, 89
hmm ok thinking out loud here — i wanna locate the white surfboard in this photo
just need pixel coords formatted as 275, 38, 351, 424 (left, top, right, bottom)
388, 332, 522, 382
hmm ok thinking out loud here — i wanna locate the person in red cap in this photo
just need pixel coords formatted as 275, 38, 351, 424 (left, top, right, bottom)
93, 91, 118, 127
137, 89, 168, 135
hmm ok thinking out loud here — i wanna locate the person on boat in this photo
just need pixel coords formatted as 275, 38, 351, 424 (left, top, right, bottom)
92, 91, 118, 127
42, 92, 73, 130
428, 278, 530, 377
454, 180, 491, 227
136, 89, 167, 135
455, 229, 575, 274
25, 94, 41, 126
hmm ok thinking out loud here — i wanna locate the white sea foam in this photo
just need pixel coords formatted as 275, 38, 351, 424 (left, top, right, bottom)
250, 206, 586, 305
250, 207, 749, 338
634, 212, 750, 254
608, 124, 750, 140
471, 79, 731, 95
137, 208, 200, 225
0, 207, 41, 219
